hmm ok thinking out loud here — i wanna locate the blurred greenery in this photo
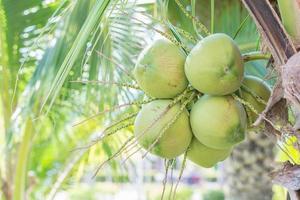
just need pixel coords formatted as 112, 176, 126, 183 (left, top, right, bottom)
203, 190, 225, 200
153, 187, 193, 200
1, 0, 150, 199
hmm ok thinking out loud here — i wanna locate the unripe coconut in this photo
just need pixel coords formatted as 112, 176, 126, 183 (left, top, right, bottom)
187, 137, 231, 168
241, 76, 271, 123
190, 95, 247, 150
185, 33, 244, 95
134, 39, 188, 98
134, 100, 193, 159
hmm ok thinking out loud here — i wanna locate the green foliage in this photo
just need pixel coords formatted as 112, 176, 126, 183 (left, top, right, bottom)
1, 0, 152, 199
164, 0, 198, 37
277, 136, 300, 165
277, 0, 300, 44
1, 0, 60, 102
1, 0, 298, 199
153, 186, 193, 200
272, 184, 288, 200
203, 190, 225, 200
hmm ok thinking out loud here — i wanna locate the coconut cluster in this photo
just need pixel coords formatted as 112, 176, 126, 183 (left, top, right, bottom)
133, 33, 271, 168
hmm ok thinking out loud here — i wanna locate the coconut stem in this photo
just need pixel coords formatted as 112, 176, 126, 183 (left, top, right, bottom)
246, 103, 254, 125
172, 151, 188, 200
130, 11, 197, 45
72, 98, 153, 127
161, 159, 171, 200
92, 136, 135, 178
121, 145, 143, 165
77, 112, 137, 151
238, 88, 254, 126
173, 26, 198, 43
120, 88, 194, 163
124, 104, 175, 156
232, 93, 260, 115
241, 84, 267, 105
127, 87, 192, 153
174, 0, 210, 36
242, 51, 271, 62
239, 83, 269, 125
122, 11, 189, 51
142, 92, 197, 158
168, 159, 176, 200
102, 112, 138, 133
69, 80, 140, 90
232, 93, 281, 133
97, 121, 134, 142
153, 28, 190, 51
74, 121, 134, 151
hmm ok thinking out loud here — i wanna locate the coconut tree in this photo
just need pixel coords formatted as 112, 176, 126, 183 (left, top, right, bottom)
1, 0, 300, 199
0, 1, 262, 199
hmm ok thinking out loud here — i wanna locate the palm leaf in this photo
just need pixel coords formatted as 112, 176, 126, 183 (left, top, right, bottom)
16, 1, 152, 197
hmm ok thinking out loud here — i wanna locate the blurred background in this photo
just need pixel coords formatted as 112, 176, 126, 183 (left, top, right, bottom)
0, 0, 293, 199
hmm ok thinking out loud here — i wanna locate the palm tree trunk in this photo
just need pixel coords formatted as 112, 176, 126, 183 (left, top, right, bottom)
222, 131, 275, 200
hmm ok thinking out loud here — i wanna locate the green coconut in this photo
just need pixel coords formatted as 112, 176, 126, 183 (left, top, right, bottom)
187, 137, 231, 168
134, 39, 188, 98
134, 100, 193, 159
241, 75, 271, 123
184, 33, 244, 95
190, 95, 247, 150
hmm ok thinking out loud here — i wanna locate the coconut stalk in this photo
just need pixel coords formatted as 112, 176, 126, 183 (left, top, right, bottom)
241, 0, 300, 199
242, 51, 271, 62
277, 0, 300, 45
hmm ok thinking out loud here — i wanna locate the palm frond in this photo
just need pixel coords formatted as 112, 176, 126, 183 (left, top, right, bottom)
16, 0, 154, 197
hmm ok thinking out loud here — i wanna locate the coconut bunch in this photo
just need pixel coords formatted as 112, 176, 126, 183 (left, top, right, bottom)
133, 33, 271, 168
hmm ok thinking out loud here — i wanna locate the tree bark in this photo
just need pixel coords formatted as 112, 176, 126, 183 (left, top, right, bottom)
223, 131, 275, 200
241, 0, 296, 65
241, 0, 300, 199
